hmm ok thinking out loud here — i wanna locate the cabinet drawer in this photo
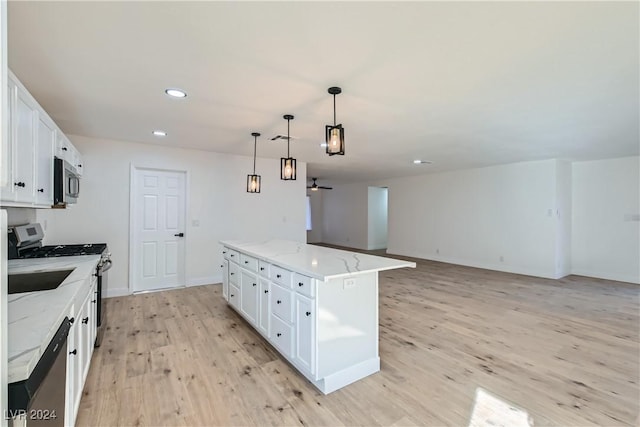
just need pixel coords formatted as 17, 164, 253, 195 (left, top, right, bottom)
229, 262, 240, 285
258, 260, 270, 277
228, 284, 240, 310
270, 283, 293, 323
271, 314, 293, 358
293, 273, 315, 298
271, 265, 292, 288
240, 253, 258, 272
224, 248, 239, 262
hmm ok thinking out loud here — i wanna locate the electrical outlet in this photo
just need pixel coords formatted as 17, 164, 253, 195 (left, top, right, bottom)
344, 278, 356, 289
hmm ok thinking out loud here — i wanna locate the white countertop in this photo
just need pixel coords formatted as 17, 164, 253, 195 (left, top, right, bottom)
220, 240, 416, 281
7, 255, 100, 383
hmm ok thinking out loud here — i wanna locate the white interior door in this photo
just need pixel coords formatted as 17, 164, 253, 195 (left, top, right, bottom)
132, 168, 186, 293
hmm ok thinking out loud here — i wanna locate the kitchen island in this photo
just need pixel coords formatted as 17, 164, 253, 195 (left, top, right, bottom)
220, 239, 416, 394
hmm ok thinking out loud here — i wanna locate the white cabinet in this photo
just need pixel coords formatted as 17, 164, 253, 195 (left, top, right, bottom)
240, 270, 258, 324
222, 259, 229, 301
1, 69, 82, 208
258, 278, 270, 337
294, 294, 315, 375
35, 114, 55, 205
65, 279, 97, 427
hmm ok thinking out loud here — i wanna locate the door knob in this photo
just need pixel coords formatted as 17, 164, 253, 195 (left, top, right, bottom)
174, 233, 184, 237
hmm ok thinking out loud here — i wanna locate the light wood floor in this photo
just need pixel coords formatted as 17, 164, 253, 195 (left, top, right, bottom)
77, 254, 639, 426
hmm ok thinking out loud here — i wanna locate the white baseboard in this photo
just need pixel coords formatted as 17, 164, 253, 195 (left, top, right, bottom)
570, 269, 640, 285
385, 247, 558, 279
186, 274, 222, 287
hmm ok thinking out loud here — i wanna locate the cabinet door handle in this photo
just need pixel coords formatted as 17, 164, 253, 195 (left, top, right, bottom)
230, 254, 235, 257
260, 267, 265, 271
276, 300, 282, 304
298, 282, 304, 287
276, 333, 282, 337
230, 294, 234, 297
276, 274, 281, 278
174, 233, 184, 237
69, 317, 75, 324
223, 251, 227, 254
78, 164, 82, 168
62, 147, 68, 151
264, 290, 269, 294
69, 349, 77, 355
253, 283, 256, 287
91, 300, 97, 303
244, 261, 249, 264
82, 317, 89, 324
230, 272, 234, 276
13, 182, 25, 188
220, 264, 224, 268
306, 311, 311, 316
37, 188, 44, 193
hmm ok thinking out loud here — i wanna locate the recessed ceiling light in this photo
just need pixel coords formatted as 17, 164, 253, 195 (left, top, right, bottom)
165, 88, 187, 98
413, 160, 433, 165
152, 130, 167, 137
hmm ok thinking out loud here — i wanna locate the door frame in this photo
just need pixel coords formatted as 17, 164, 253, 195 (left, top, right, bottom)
129, 164, 189, 294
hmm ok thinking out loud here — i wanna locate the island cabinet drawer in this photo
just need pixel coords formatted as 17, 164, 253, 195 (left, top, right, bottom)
240, 253, 258, 272
293, 273, 315, 298
258, 260, 270, 277
271, 314, 293, 358
225, 249, 240, 262
271, 265, 292, 288
228, 284, 240, 310
229, 262, 240, 285
270, 283, 294, 323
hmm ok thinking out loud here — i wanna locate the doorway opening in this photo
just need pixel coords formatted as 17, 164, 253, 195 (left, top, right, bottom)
367, 186, 388, 251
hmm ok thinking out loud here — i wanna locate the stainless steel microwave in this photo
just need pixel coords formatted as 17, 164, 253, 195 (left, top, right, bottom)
53, 157, 80, 206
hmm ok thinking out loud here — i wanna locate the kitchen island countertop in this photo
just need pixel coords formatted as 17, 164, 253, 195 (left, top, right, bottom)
220, 239, 416, 281
7, 255, 101, 383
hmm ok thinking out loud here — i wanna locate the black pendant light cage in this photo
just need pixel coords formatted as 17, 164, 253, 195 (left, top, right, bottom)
281, 114, 297, 180
326, 86, 345, 156
247, 132, 261, 193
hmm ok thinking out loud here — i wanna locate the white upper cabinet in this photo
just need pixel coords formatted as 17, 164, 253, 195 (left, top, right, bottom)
1, 69, 82, 207
35, 114, 55, 205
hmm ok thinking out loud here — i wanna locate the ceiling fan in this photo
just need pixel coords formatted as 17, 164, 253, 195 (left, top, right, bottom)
307, 178, 333, 191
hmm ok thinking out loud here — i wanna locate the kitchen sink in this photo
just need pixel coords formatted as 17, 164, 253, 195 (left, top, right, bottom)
8, 269, 74, 294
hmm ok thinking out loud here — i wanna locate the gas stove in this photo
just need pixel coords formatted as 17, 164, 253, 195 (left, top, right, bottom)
19, 243, 108, 259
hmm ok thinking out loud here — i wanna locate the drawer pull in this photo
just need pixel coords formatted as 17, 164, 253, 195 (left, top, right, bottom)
277, 333, 282, 337
69, 317, 75, 324
253, 283, 256, 287
13, 182, 25, 188
91, 299, 97, 303
264, 290, 269, 294
220, 264, 224, 268
69, 349, 77, 355
230, 294, 235, 297
82, 317, 89, 324
306, 311, 311, 316
245, 260, 249, 264
230, 272, 235, 276
260, 267, 265, 271
277, 300, 282, 304
230, 254, 235, 257
298, 282, 303, 287
223, 251, 227, 254
37, 188, 44, 193
62, 147, 68, 151
276, 274, 282, 278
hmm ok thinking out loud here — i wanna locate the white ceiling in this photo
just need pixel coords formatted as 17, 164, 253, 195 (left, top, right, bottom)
8, 1, 639, 184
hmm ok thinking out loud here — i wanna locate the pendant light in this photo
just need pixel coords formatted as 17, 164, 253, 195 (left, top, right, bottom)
326, 86, 345, 156
280, 114, 297, 180
247, 132, 261, 193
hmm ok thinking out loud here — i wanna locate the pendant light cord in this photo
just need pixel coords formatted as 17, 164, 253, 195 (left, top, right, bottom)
333, 94, 337, 126
253, 135, 257, 174
287, 117, 291, 157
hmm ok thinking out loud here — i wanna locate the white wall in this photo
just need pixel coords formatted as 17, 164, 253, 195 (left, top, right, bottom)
37, 135, 307, 297
306, 190, 324, 243
555, 160, 572, 278
383, 160, 562, 278
572, 156, 639, 283
321, 182, 369, 249
367, 187, 388, 250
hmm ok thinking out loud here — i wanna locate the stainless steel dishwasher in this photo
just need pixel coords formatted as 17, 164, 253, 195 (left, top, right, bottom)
8, 317, 72, 426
